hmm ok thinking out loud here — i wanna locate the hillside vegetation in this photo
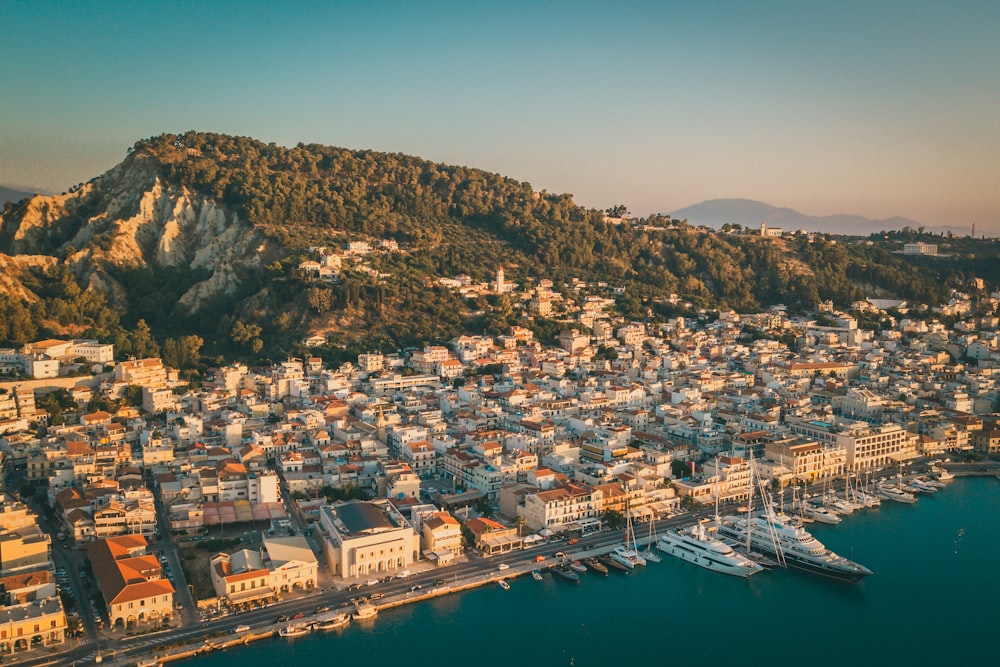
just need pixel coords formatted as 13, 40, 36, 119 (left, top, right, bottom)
0, 131, 994, 365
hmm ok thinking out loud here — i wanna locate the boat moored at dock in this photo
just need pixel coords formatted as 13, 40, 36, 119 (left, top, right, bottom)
716, 511, 873, 583
657, 522, 764, 578
314, 613, 350, 631
278, 623, 311, 638
584, 558, 608, 575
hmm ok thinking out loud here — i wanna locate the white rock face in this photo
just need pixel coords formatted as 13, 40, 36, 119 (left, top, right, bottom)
0, 155, 267, 313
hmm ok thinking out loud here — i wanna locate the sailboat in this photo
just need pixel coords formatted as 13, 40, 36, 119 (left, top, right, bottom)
610, 502, 646, 569
642, 513, 662, 563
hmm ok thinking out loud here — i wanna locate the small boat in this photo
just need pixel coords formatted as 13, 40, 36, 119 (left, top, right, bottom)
278, 623, 311, 638
552, 567, 580, 583
498, 579, 511, 590
584, 558, 608, 575
137, 660, 162, 667
599, 554, 630, 573
932, 468, 955, 482
313, 613, 350, 631
531, 569, 543, 581
568, 561, 588, 574
352, 603, 378, 621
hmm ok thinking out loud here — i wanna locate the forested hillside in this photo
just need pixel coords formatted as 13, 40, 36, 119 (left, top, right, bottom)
0, 131, 994, 367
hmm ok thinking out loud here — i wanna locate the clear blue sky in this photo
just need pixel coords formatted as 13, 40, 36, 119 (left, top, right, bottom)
2, 1, 998, 229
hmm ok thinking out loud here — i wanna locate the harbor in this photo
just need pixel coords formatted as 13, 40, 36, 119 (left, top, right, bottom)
68, 469, 994, 667
164, 476, 998, 667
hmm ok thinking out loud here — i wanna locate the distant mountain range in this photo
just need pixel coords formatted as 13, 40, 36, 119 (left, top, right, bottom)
669, 198, 968, 237
0, 186, 35, 207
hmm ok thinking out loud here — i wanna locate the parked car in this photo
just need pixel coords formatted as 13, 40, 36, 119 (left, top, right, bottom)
497, 563, 510, 571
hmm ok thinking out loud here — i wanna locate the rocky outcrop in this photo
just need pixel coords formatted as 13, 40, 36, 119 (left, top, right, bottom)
0, 154, 268, 314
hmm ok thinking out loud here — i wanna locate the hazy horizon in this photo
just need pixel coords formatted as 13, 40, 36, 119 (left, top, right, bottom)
2, 1, 998, 231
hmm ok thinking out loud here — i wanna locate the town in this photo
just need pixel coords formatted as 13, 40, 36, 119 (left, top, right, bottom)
1, 271, 999, 664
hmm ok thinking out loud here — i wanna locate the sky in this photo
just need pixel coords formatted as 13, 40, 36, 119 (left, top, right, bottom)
2, 1, 998, 230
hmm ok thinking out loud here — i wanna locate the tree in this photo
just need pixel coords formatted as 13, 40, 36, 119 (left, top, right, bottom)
601, 509, 625, 531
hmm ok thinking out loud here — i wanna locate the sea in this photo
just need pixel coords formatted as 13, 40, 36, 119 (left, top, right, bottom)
191, 477, 999, 667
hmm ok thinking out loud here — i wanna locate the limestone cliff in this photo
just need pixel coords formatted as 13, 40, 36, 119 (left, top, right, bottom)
0, 152, 269, 314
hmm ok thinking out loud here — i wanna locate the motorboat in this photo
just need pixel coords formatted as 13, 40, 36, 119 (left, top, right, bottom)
657, 522, 764, 578
278, 622, 311, 638
584, 558, 608, 575
908, 478, 939, 494
552, 567, 580, 583
498, 579, 511, 590
314, 613, 350, 630
803, 503, 842, 525
568, 561, 588, 574
352, 603, 378, 621
877, 482, 917, 504
531, 569, 544, 581
599, 554, 630, 573
934, 468, 955, 482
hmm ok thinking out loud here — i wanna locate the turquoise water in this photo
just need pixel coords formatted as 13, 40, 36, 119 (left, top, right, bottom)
192, 478, 999, 667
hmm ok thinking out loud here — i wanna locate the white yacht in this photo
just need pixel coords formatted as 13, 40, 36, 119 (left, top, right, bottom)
877, 482, 917, 504
823, 494, 854, 515
803, 503, 842, 524
908, 478, 938, 494
610, 545, 646, 570
657, 522, 763, 578
716, 511, 873, 583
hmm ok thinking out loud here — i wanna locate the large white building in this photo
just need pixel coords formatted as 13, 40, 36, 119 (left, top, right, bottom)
318, 500, 419, 579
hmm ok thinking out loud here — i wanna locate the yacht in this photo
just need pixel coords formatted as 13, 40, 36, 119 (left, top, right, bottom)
314, 613, 350, 631
584, 558, 608, 575
657, 522, 763, 578
278, 623, 311, 638
716, 511, 873, 583
823, 494, 854, 515
803, 503, 842, 525
853, 489, 881, 507
908, 478, 938, 494
610, 545, 646, 570
877, 482, 917, 504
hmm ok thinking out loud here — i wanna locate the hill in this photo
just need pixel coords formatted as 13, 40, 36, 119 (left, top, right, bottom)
0, 185, 35, 207
0, 132, 990, 363
670, 198, 942, 236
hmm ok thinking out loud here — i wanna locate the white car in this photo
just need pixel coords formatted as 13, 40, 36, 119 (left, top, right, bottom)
497, 563, 510, 571
234, 625, 250, 633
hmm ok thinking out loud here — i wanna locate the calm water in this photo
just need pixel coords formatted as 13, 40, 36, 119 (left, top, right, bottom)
193, 478, 999, 667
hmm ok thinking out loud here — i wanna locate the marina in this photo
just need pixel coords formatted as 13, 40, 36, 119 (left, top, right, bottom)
184, 477, 999, 667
